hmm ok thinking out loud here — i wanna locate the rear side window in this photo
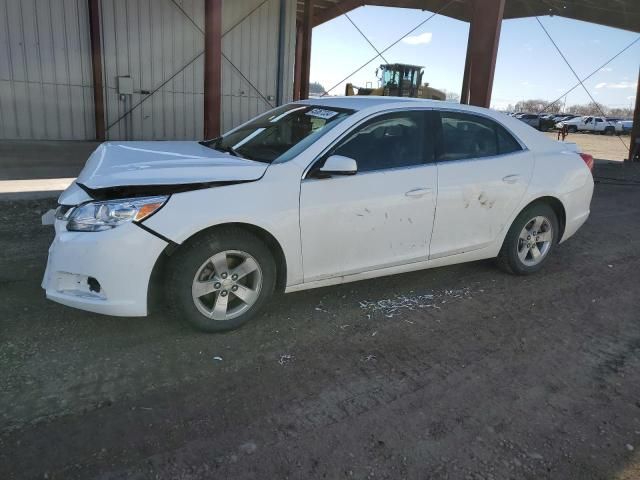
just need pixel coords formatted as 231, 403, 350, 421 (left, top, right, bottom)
496, 125, 522, 154
436, 111, 522, 162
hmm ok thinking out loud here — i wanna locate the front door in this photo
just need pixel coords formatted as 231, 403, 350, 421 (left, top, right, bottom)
299, 110, 437, 282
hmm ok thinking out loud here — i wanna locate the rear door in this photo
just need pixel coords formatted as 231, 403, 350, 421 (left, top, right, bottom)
429, 110, 535, 259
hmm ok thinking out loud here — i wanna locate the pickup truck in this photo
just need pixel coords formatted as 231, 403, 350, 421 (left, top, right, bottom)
556, 116, 617, 135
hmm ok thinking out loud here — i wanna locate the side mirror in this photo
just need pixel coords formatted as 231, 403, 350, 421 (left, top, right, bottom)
319, 155, 357, 176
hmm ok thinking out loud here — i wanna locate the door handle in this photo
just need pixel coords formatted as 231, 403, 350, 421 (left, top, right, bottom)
502, 174, 521, 184
405, 187, 432, 197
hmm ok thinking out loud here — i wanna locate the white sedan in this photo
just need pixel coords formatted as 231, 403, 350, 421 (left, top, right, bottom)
43, 97, 594, 331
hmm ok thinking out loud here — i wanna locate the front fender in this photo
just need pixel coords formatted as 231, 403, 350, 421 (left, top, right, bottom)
141, 164, 304, 287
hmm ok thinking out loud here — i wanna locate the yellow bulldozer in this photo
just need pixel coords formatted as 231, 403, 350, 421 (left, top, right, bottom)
345, 63, 446, 100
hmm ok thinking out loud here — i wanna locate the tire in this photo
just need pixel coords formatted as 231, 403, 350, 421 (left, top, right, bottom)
604, 127, 614, 136
166, 226, 276, 332
567, 125, 577, 133
496, 203, 559, 275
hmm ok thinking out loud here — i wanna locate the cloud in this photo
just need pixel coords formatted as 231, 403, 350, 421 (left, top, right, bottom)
608, 81, 637, 89
595, 81, 637, 89
600, 67, 613, 72
401, 32, 432, 45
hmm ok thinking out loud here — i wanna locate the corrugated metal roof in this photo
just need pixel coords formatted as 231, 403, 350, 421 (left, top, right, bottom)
296, 0, 640, 33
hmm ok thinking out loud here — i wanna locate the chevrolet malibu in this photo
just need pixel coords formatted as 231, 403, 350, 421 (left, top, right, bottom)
43, 97, 594, 332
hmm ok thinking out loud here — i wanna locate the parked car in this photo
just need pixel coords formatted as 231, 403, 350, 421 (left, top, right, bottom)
516, 113, 541, 129
556, 115, 617, 134
42, 98, 594, 332
615, 120, 633, 134
553, 114, 576, 122
538, 115, 558, 131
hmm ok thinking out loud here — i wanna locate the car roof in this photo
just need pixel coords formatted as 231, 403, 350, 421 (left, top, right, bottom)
296, 96, 440, 111
293, 96, 563, 152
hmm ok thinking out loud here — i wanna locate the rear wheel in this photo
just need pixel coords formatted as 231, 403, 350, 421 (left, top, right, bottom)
604, 126, 615, 136
497, 203, 559, 275
166, 227, 276, 332
567, 125, 577, 133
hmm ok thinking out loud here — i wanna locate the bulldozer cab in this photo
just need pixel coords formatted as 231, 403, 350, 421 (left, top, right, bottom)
344, 63, 445, 100
379, 64, 424, 97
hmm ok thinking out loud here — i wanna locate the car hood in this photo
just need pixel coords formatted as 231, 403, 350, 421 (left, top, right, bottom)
75, 141, 269, 190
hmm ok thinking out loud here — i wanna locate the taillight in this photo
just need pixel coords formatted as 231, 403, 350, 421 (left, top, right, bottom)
580, 153, 594, 171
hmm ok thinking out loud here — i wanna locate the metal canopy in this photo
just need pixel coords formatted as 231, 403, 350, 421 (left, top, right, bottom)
297, 0, 640, 33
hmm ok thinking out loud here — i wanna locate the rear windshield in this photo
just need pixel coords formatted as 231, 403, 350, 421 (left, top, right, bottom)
202, 104, 353, 163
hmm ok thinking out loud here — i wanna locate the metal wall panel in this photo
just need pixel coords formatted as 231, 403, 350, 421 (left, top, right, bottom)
0, 0, 296, 141
220, 0, 296, 133
100, 0, 205, 140
0, 0, 94, 140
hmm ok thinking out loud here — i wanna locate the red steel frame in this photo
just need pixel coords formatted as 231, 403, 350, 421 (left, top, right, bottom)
298, 0, 314, 100
629, 67, 640, 161
87, 0, 106, 141
460, 0, 505, 108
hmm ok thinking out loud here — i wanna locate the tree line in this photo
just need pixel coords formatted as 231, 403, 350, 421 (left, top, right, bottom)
506, 99, 633, 118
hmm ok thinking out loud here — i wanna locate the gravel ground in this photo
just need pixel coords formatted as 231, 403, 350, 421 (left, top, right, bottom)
544, 131, 631, 162
1, 163, 640, 479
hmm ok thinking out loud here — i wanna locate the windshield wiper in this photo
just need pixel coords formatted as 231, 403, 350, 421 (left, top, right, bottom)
223, 145, 244, 158
200, 138, 245, 158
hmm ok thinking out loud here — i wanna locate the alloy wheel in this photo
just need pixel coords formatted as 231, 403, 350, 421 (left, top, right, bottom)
191, 250, 263, 320
517, 216, 553, 267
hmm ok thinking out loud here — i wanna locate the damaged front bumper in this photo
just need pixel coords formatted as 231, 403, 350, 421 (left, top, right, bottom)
42, 219, 167, 317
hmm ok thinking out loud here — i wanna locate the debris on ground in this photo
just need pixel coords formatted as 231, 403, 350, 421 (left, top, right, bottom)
213, 356, 223, 362
359, 288, 473, 318
278, 354, 294, 366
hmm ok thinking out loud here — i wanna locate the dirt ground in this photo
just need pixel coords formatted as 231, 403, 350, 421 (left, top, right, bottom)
544, 131, 631, 162
2, 163, 640, 480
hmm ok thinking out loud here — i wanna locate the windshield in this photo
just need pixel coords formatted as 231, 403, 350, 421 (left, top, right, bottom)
202, 104, 353, 163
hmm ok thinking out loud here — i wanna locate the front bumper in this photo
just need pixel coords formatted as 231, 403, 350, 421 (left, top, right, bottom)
42, 220, 168, 316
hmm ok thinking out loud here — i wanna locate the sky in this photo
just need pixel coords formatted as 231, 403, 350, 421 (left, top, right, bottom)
310, 6, 639, 111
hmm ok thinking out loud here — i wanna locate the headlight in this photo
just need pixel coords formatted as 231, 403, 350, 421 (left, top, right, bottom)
66, 196, 168, 232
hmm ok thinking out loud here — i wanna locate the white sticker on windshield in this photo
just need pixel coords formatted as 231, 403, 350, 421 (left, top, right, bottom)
306, 108, 339, 120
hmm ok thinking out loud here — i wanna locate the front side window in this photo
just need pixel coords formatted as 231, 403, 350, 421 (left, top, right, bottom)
437, 111, 522, 162
202, 104, 353, 163
330, 111, 429, 172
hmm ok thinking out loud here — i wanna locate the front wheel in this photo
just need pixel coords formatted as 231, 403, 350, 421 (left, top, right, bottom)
497, 203, 559, 275
166, 227, 276, 332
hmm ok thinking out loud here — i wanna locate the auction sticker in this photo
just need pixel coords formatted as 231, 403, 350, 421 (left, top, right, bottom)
306, 108, 339, 120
